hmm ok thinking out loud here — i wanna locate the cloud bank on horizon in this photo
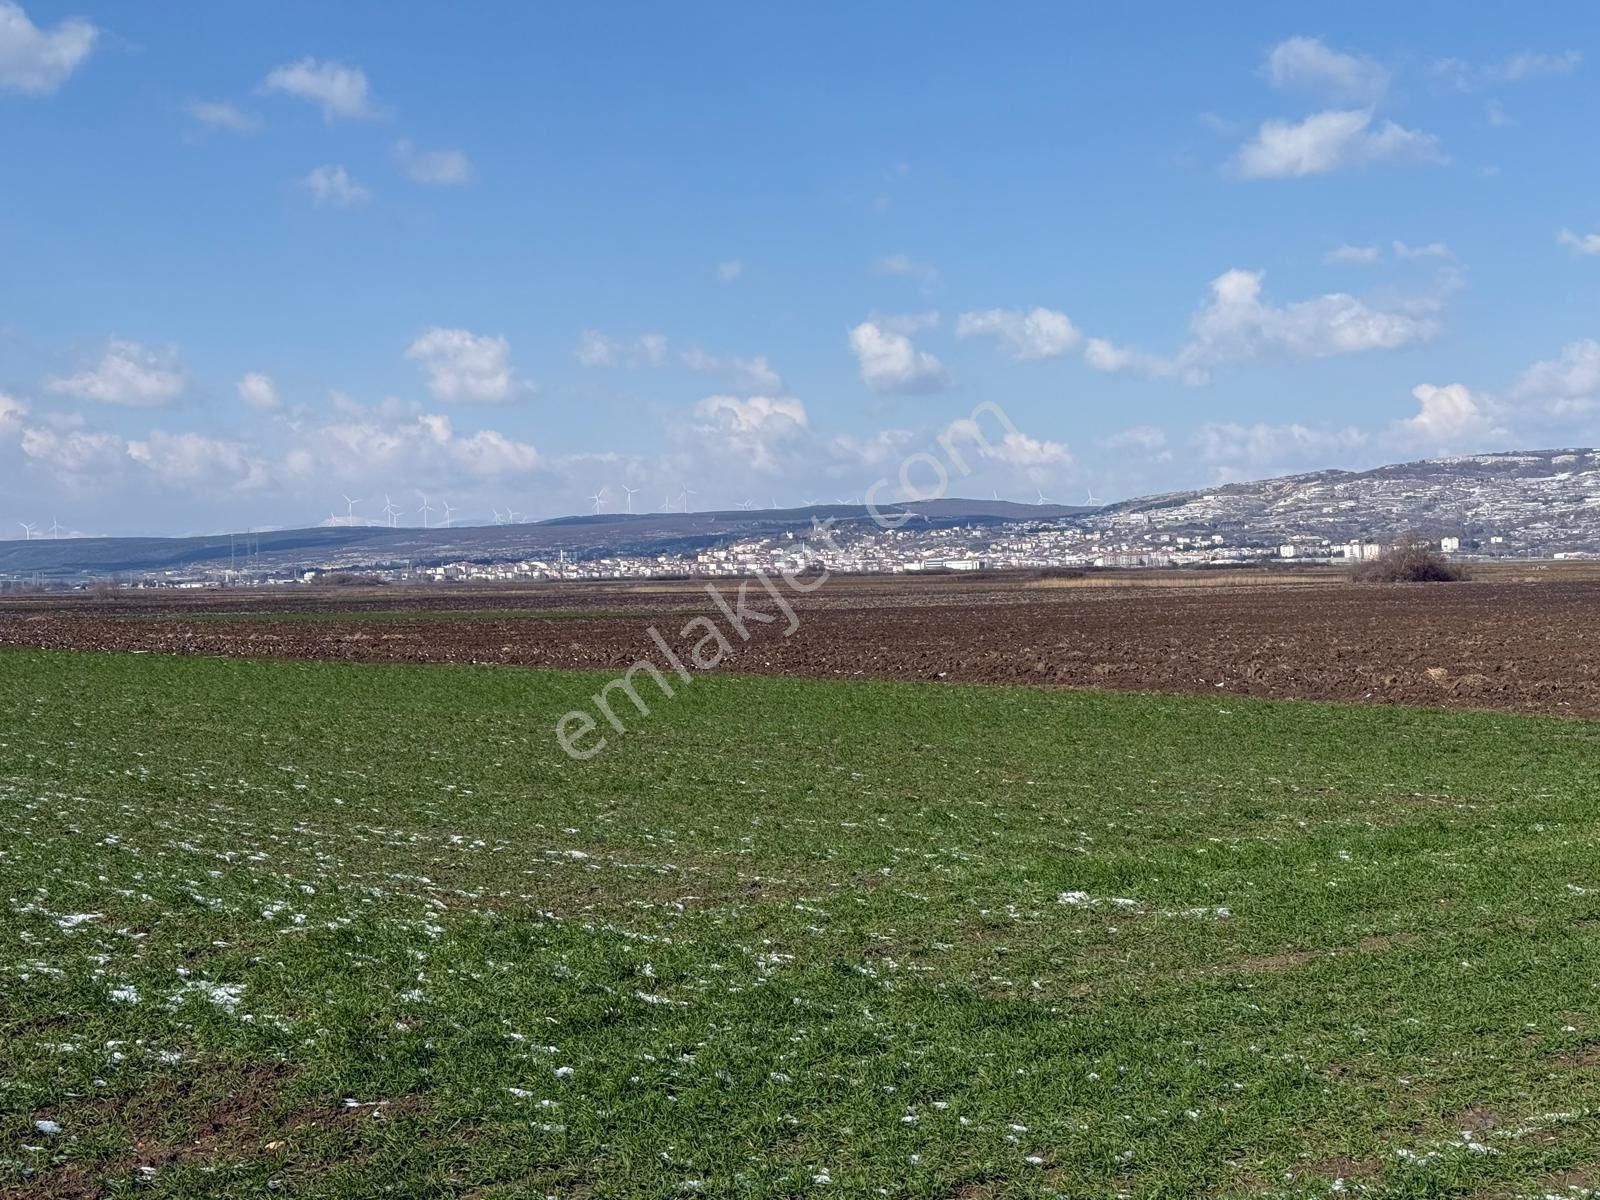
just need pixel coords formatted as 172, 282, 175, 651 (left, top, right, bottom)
2, 1, 1598, 535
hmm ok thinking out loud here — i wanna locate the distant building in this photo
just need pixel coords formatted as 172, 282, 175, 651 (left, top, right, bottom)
1440, 536, 1461, 553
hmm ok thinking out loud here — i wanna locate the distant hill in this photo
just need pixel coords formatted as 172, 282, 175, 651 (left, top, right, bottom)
10, 447, 1600, 581
0, 500, 1093, 581
1097, 447, 1600, 551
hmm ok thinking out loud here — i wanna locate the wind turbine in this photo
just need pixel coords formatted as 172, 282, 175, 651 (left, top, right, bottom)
679, 484, 696, 512
661, 492, 673, 513
802, 496, 820, 507
343, 495, 362, 522
49, 517, 62, 539
417, 495, 434, 529
589, 486, 608, 515
17, 521, 36, 541
441, 501, 456, 529
505, 506, 520, 524
383, 494, 402, 527
1036, 487, 1052, 505
1084, 482, 1103, 506
621, 484, 640, 514
737, 499, 754, 510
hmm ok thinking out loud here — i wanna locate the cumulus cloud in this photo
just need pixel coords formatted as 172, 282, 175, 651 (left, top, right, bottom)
186, 100, 260, 134
262, 57, 377, 122
1558, 228, 1600, 256
405, 327, 525, 402
394, 139, 473, 185
0, 0, 96, 95
1393, 382, 1501, 446
941, 415, 1069, 467
716, 259, 744, 283
47, 340, 187, 406
955, 307, 1081, 360
848, 320, 950, 394
692, 395, 809, 471
301, 164, 371, 208
126, 431, 267, 489
1264, 36, 1389, 104
237, 372, 280, 411
20, 426, 125, 474
1513, 339, 1600, 408
1233, 109, 1443, 178
1184, 268, 1438, 369
318, 410, 539, 480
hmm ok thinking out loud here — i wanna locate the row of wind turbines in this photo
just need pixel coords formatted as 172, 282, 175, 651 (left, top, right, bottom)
333, 494, 458, 530
15, 519, 65, 541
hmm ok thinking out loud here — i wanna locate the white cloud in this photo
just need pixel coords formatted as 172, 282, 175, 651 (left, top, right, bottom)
869, 311, 940, 336
1264, 36, 1389, 104
1493, 50, 1582, 81
1433, 51, 1581, 91
575, 332, 774, 389
874, 254, 939, 288
262, 57, 377, 122
1234, 109, 1443, 179
680, 348, 782, 393
692, 395, 809, 471
1393, 382, 1499, 445
716, 260, 744, 283
405, 327, 525, 402
1557, 228, 1600, 256
941, 416, 1069, 467
955, 307, 1080, 360
574, 330, 622, 367
20, 426, 125, 474
1082, 337, 1190, 382
126, 431, 267, 489
848, 321, 950, 394
1100, 426, 1170, 454
0, 1, 96, 95
1325, 244, 1381, 265
1392, 240, 1453, 261
47, 339, 187, 406
1194, 421, 1368, 468
1185, 268, 1438, 368
1513, 340, 1600, 405
186, 99, 260, 134
237, 372, 280, 411
319, 410, 539, 479
395, 139, 473, 185
301, 164, 371, 208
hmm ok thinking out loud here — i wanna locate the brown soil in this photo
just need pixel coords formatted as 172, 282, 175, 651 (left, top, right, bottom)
5, 573, 1600, 720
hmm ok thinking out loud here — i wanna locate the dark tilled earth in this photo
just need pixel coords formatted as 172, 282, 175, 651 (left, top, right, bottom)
4, 574, 1600, 719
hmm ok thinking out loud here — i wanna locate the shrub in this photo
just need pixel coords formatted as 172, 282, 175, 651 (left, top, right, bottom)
1350, 535, 1467, 583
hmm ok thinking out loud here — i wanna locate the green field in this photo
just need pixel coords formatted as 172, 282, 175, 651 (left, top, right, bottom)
3, 649, 1599, 1198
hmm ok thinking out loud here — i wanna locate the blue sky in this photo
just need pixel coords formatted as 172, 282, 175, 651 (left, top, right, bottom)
3, 1, 1599, 536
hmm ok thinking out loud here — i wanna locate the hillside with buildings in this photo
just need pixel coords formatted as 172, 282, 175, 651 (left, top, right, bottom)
5, 449, 1600, 587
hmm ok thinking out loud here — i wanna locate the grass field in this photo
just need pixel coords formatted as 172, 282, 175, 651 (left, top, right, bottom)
3, 649, 1600, 1198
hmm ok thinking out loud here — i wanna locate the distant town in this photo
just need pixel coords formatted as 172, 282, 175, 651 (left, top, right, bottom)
6, 446, 1600, 590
